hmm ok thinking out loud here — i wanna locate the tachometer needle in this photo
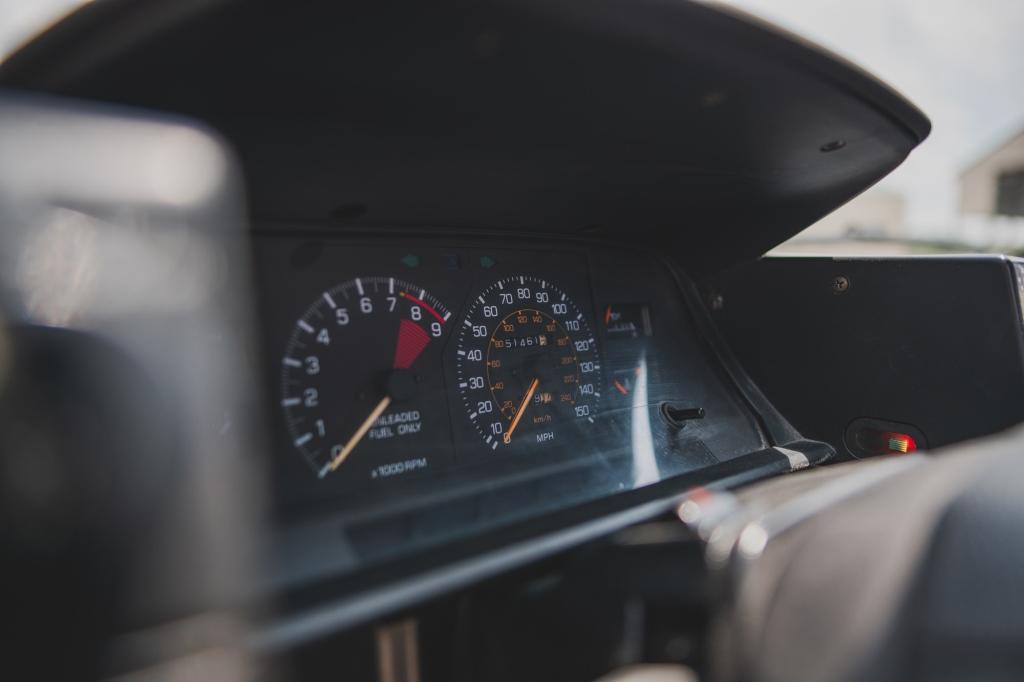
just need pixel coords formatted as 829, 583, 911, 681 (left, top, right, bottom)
503, 377, 539, 444
329, 395, 392, 471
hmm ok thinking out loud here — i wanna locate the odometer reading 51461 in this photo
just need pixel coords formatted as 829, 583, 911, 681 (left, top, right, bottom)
456, 276, 601, 450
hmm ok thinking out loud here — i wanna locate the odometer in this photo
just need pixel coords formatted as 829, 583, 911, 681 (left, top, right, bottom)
456, 276, 601, 450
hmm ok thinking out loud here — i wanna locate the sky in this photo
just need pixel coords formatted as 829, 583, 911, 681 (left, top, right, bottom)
0, 0, 83, 61
2, 0, 1023, 233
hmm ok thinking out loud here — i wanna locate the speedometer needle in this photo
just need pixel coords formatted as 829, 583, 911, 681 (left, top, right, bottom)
503, 377, 539, 444
329, 395, 392, 471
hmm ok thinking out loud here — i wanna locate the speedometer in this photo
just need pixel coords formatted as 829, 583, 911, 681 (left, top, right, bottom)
456, 276, 601, 450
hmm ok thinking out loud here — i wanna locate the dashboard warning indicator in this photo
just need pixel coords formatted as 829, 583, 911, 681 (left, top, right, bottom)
603, 303, 652, 339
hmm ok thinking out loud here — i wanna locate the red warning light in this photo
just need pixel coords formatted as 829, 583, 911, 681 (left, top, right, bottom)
885, 432, 917, 454
845, 419, 926, 458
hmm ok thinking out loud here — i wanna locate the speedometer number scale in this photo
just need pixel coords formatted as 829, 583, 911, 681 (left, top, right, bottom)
456, 276, 601, 449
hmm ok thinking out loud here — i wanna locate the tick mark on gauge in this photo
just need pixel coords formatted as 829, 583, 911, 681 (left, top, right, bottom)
458, 349, 466, 356
295, 433, 313, 447
492, 442, 498, 450
478, 295, 484, 304
498, 281, 504, 290
322, 292, 337, 308
355, 278, 364, 295
444, 311, 451, 321
281, 397, 301, 407
389, 277, 394, 294
561, 293, 566, 301
298, 320, 314, 333
283, 357, 302, 367
463, 320, 472, 328
459, 382, 468, 388
420, 289, 426, 299
469, 411, 478, 419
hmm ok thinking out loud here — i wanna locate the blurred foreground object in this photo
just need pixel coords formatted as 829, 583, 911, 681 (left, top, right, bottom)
0, 93, 267, 681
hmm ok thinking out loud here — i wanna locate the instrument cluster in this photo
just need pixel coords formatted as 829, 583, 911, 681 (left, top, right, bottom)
255, 233, 766, 583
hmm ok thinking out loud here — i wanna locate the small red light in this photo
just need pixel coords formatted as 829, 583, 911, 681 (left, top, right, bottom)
847, 419, 925, 458
885, 432, 917, 454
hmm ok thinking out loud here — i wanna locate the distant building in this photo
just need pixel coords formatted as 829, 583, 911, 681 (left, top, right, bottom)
794, 188, 907, 241
961, 128, 1024, 217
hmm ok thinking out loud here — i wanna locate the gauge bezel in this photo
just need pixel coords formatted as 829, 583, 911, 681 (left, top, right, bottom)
454, 275, 602, 451
280, 276, 452, 478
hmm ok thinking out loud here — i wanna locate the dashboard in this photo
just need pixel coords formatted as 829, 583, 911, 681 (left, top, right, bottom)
0, 2, 957, 678
254, 230, 767, 588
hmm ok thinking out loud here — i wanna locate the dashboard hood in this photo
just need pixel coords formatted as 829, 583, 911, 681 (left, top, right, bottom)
0, 0, 930, 276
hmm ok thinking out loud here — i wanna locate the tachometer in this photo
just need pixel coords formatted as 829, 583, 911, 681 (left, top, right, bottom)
456, 276, 601, 450
281, 277, 451, 479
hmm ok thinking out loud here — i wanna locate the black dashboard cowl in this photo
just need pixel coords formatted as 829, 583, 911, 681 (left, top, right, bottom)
0, 0, 930, 277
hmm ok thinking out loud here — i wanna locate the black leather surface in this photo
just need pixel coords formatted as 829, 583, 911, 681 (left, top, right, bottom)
716, 426, 1024, 682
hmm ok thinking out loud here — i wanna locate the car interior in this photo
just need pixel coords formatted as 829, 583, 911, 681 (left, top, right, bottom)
1, 1, 1023, 681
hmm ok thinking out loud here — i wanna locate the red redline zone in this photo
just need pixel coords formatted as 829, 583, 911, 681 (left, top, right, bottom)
393, 319, 430, 369
391, 291, 447, 369
399, 291, 445, 324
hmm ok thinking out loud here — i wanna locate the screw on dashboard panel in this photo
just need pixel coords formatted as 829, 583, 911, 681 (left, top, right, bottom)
660, 403, 705, 430
832, 275, 850, 294
820, 139, 846, 153
700, 91, 726, 108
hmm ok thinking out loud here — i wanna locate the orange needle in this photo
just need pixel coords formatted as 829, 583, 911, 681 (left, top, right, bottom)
329, 395, 392, 471
503, 377, 539, 444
